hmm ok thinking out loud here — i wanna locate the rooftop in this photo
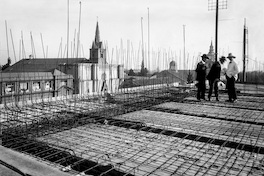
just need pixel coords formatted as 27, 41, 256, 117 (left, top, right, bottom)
2, 58, 88, 73
0, 84, 263, 175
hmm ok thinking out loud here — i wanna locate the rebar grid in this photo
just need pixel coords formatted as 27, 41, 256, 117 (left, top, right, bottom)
183, 94, 264, 111
0, 86, 169, 132
112, 109, 264, 148
37, 122, 264, 175
33, 94, 264, 175
1, 85, 264, 175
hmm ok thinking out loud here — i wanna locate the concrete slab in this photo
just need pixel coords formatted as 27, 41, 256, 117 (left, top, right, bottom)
0, 146, 72, 176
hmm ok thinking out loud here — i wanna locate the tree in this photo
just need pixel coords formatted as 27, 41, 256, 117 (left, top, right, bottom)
138, 60, 148, 76
128, 69, 136, 76
2, 57, 11, 71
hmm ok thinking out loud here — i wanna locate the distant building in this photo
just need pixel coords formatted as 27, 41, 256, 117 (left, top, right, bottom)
169, 61, 177, 71
207, 41, 215, 61
0, 70, 73, 104
137, 61, 186, 86
89, 21, 107, 65
206, 41, 215, 74
73, 21, 124, 95
0, 59, 78, 104
120, 61, 186, 88
0, 21, 124, 104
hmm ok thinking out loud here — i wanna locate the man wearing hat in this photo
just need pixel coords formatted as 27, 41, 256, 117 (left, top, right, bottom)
195, 54, 209, 101
225, 53, 239, 102
206, 56, 226, 101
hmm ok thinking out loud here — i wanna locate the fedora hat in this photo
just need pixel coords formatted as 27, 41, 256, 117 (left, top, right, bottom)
219, 56, 226, 61
227, 53, 236, 58
201, 54, 209, 59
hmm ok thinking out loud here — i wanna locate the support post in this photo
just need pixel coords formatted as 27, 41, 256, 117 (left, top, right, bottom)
215, 0, 219, 61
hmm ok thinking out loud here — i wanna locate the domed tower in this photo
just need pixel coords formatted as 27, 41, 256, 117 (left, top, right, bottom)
169, 61, 176, 71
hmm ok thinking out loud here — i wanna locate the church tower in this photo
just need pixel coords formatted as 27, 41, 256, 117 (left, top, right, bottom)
207, 40, 215, 61
206, 41, 215, 74
89, 21, 107, 64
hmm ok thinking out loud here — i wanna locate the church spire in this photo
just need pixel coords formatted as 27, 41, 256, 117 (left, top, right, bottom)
209, 40, 214, 53
95, 21, 100, 45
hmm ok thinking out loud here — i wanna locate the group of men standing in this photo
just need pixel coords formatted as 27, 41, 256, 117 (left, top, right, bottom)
195, 53, 239, 102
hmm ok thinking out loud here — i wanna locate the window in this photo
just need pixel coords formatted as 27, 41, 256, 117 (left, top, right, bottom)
20, 82, 29, 93
60, 80, 67, 87
5, 83, 15, 94
32, 82, 41, 92
44, 81, 52, 91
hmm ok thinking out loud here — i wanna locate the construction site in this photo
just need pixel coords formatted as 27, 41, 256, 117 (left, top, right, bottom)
0, 83, 264, 176
1, 1, 264, 175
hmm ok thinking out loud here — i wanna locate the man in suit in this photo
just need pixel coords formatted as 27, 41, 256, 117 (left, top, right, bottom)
195, 54, 209, 101
225, 53, 239, 102
207, 56, 226, 101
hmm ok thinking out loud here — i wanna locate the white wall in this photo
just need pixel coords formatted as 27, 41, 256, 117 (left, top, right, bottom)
77, 63, 124, 95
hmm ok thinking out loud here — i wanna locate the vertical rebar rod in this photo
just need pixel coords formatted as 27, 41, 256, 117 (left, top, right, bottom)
76, 1, 82, 58
10, 29, 17, 62
5, 20, 10, 58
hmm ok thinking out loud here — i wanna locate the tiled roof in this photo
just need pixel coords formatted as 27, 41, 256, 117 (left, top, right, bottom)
3, 58, 88, 73
0, 69, 73, 81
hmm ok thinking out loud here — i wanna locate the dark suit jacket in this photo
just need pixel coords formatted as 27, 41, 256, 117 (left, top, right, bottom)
206, 61, 221, 81
195, 61, 207, 81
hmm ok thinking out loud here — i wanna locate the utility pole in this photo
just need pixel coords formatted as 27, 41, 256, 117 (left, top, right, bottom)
208, 0, 227, 62
215, 0, 218, 61
242, 18, 248, 83
141, 17, 144, 64
5, 20, 10, 59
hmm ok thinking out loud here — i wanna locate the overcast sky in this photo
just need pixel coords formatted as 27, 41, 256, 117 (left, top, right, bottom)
0, 0, 264, 71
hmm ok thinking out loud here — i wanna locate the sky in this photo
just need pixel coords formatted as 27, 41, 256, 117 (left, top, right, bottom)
0, 0, 264, 71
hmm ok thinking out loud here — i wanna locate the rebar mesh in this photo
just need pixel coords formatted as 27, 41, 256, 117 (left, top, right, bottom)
0, 83, 264, 175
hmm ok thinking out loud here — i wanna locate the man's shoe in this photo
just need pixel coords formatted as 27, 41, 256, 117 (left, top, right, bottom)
225, 99, 232, 102
208, 97, 211, 101
216, 98, 219, 101
232, 99, 237, 103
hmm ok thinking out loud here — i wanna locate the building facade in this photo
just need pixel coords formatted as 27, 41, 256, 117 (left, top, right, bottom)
0, 21, 124, 104
0, 70, 73, 104
60, 21, 124, 95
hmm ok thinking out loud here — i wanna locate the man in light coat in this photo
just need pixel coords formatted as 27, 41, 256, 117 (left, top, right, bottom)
225, 53, 239, 102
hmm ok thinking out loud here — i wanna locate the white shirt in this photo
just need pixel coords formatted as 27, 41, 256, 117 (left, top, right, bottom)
226, 61, 239, 80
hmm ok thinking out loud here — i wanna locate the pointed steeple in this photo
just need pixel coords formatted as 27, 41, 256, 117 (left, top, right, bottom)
209, 40, 214, 53
89, 20, 106, 64
207, 40, 215, 62
95, 21, 100, 45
